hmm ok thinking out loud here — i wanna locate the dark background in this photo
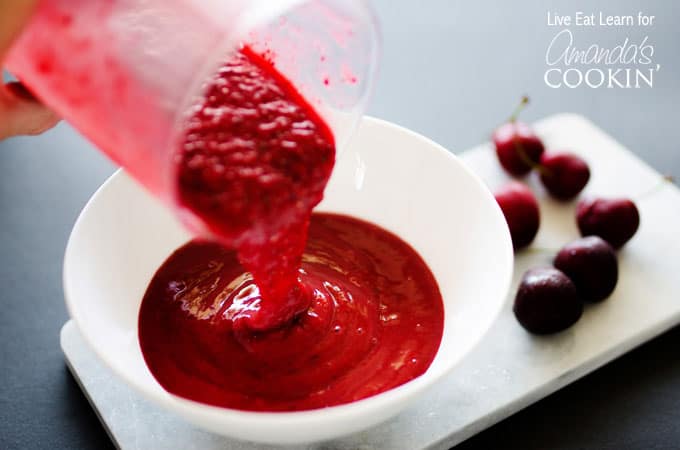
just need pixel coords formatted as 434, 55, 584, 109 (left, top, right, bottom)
1, 1, 679, 449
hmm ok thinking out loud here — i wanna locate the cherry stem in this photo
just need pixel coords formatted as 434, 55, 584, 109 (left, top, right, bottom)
506, 95, 549, 176
511, 137, 549, 176
509, 95, 530, 123
635, 174, 675, 202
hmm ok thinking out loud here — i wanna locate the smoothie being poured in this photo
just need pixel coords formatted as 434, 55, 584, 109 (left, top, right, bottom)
140, 46, 445, 411
175, 46, 335, 330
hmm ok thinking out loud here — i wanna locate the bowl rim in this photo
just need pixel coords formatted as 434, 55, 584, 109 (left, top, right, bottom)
62, 115, 514, 425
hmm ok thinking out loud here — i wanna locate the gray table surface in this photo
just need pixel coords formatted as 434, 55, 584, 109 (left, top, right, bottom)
1, 1, 679, 449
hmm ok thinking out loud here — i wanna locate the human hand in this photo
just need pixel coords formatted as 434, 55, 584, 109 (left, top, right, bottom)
0, 0, 59, 140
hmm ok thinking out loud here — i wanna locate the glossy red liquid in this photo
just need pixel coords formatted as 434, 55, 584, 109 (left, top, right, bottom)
175, 47, 335, 330
141, 48, 444, 410
139, 213, 444, 411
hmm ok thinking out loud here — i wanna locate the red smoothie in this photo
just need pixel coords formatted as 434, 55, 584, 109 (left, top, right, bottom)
139, 47, 444, 411
175, 46, 335, 330
139, 213, 444, 411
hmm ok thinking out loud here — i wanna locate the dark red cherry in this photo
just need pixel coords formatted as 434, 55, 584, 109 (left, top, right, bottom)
493, 97, 544, 176
513, 267, 583, 334
554, 236, 618, 302
576, 197, 640, 248
493, 122, 544, 176
494, 182, 540, 250
539, 152, 590, 200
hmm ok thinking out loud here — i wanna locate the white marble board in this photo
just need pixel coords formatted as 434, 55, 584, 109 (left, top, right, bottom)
61, 114, 680, 449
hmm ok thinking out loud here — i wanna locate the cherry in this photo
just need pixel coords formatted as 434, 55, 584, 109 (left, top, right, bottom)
513, 267, 583, 334
494, 181, 540, 250
493, 97, 544, 176
539, 152, 590, 200
576, 197, 640, 248
553, 236, 618, 302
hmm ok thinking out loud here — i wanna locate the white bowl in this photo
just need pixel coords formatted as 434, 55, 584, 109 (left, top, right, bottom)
63, 117, 513, 444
